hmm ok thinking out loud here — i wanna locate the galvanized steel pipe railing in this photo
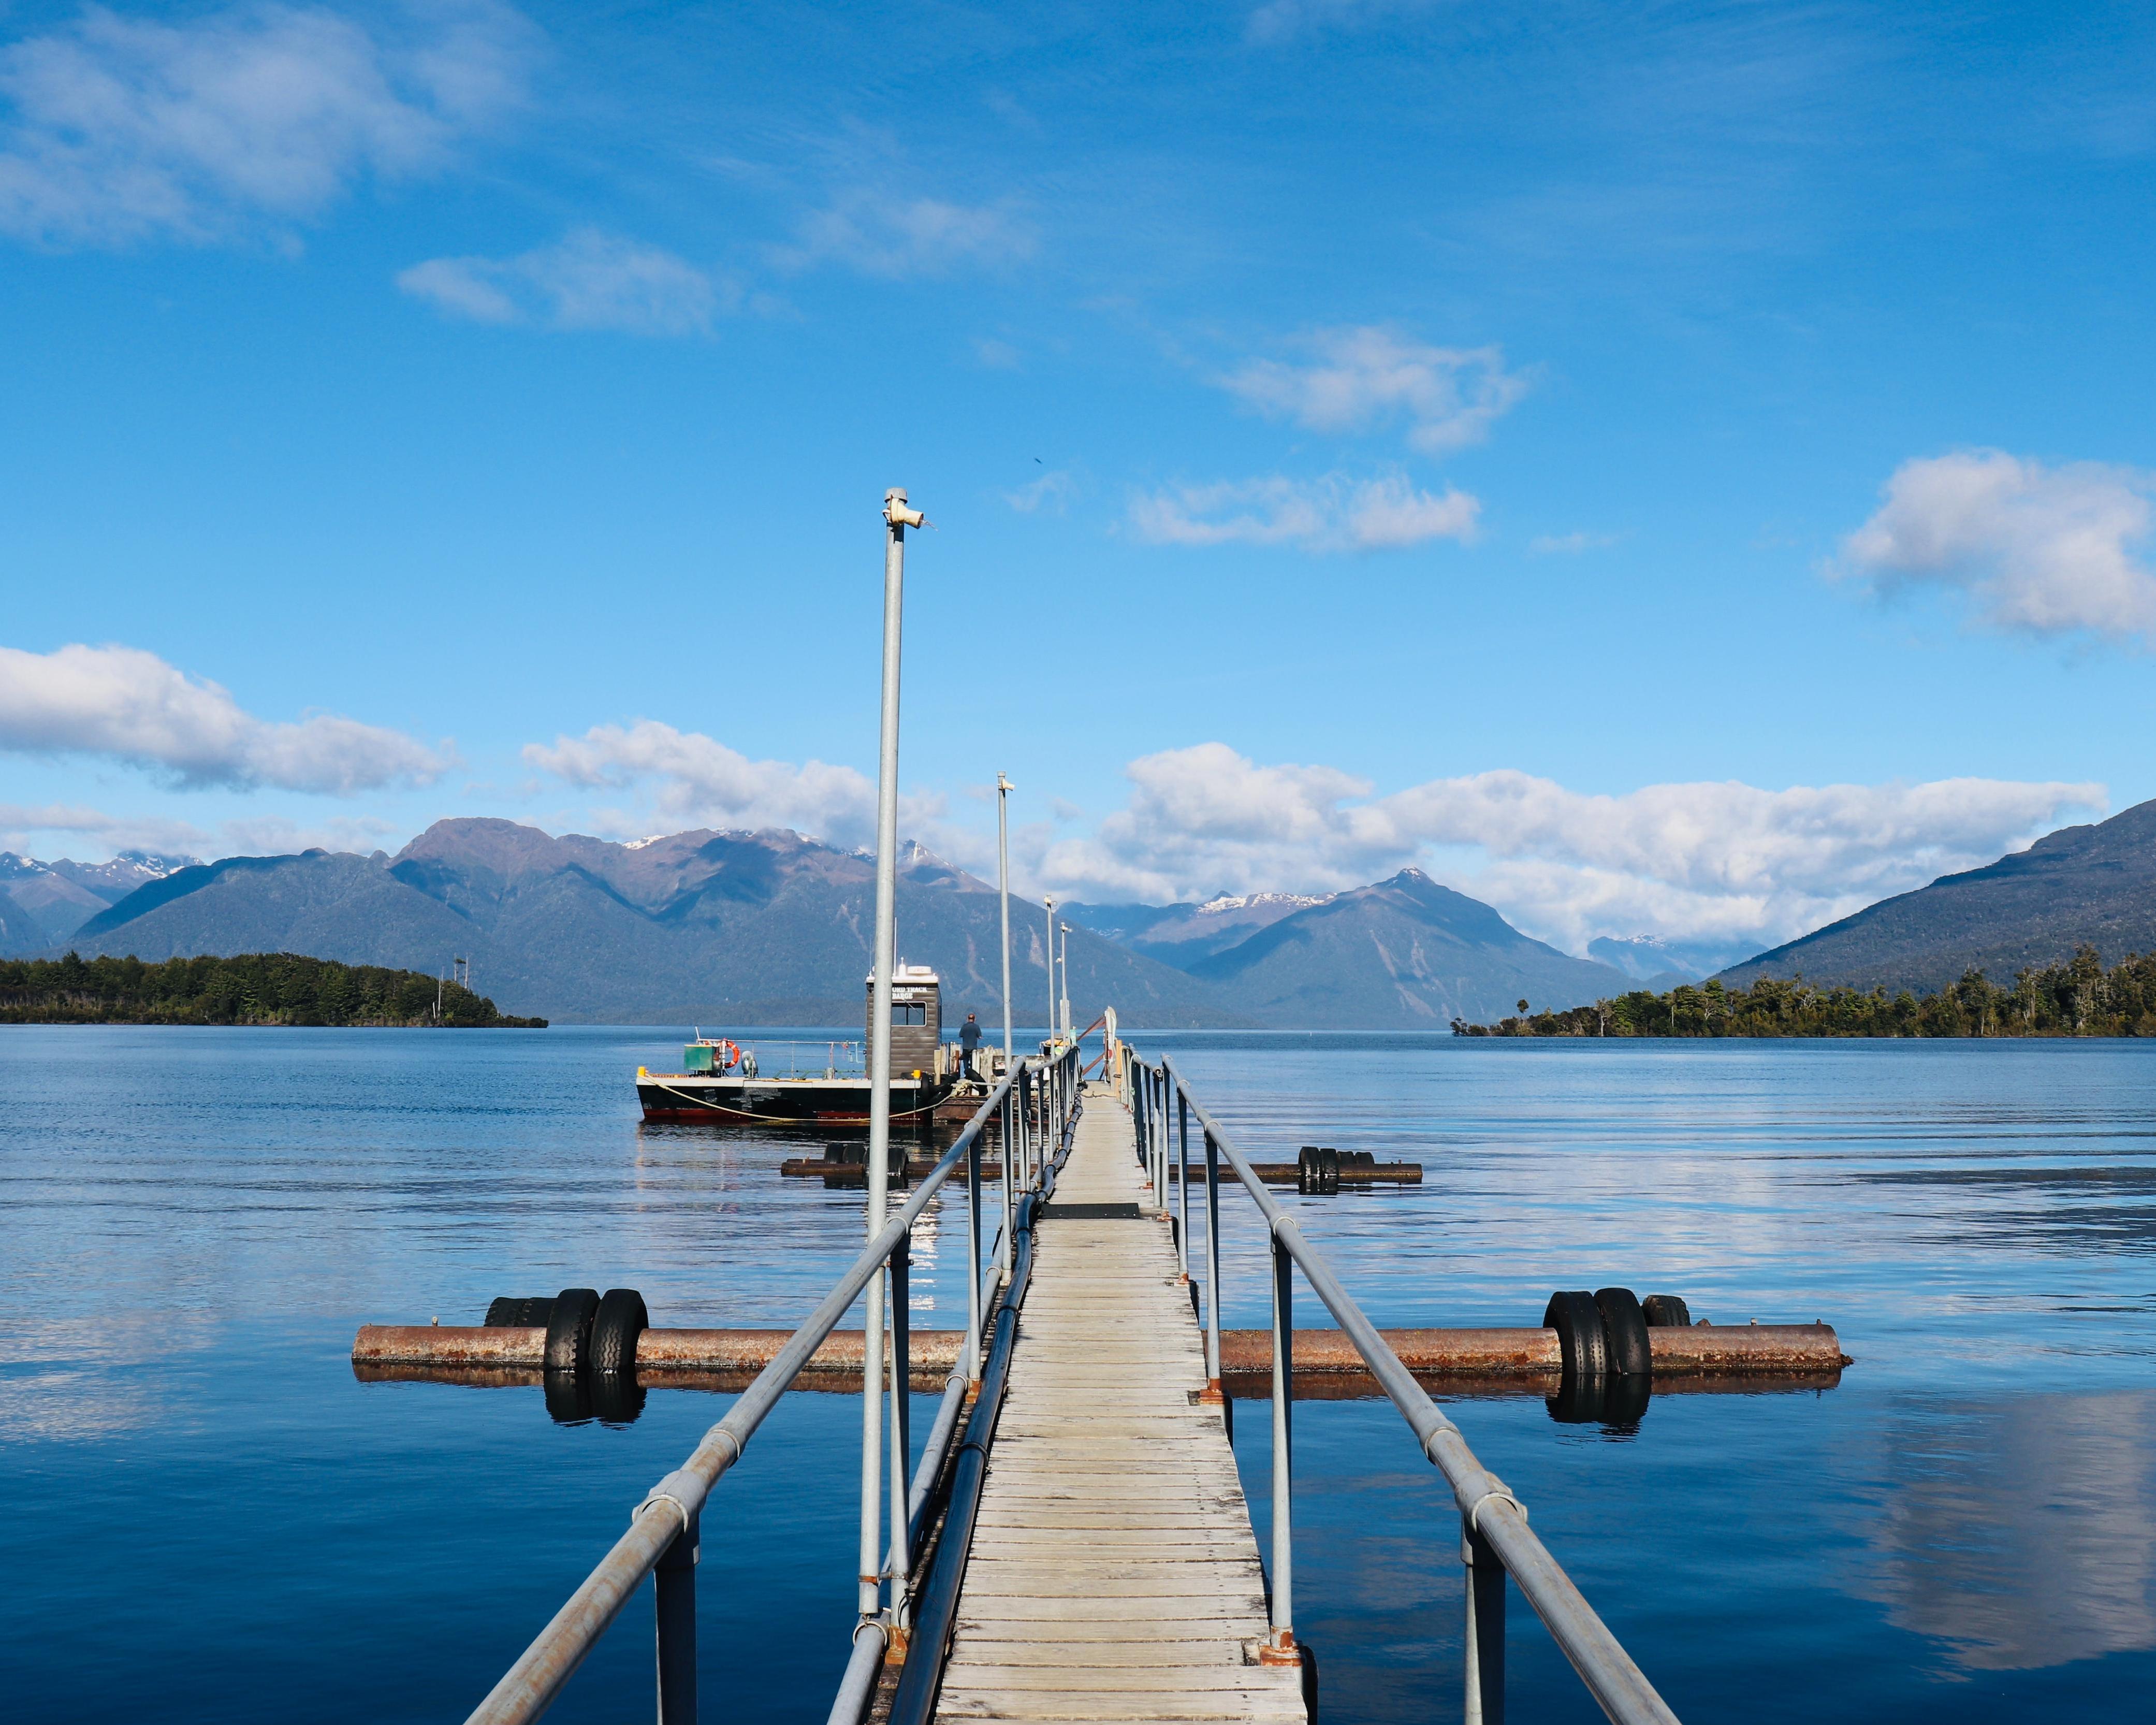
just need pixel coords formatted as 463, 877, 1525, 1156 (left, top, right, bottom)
824, 1034, 1085, 1725
883, 1037, 1085, 1725
1159, 1054, 1682, 1725
462, 1062, 1037, 1725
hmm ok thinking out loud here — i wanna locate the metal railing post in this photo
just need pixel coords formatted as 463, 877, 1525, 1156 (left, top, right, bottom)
1203, 1126, 1222, 1398
1146, 1067, 1159, 1196
654, 1512, 698, 1725
1150, 1067, 1162, 1197
1155, 1068, 1168, 1212
966, 1119, 984, 1384
888, 1237, 912, 1628
998, 1085, 1014, 1279
1176, 1090, 1190, 1282
1268, 1227, 1294, 1661
1138, 1065, 1155, 1173
1464, 1519, 1507, 1725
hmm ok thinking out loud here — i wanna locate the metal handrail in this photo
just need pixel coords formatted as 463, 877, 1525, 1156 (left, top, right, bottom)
462, 1060, 1039, 1725
1158, 1053, 1680, 1725
824, 1040, 1084, 1725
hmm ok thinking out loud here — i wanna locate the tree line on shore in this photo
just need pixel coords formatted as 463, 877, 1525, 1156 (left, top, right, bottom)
0, 952, 546, 1027
1452, 946, 2156, 1038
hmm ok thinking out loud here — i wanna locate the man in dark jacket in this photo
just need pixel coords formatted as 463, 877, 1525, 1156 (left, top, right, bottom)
958, 1011, 983, 1078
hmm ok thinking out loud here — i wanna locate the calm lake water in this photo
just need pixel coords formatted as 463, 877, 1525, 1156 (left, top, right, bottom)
4, 1026, 2153, 1722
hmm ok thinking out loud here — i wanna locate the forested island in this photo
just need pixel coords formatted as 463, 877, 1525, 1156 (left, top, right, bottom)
0, 953, 546, 1027
1453, 946, 2156, 1038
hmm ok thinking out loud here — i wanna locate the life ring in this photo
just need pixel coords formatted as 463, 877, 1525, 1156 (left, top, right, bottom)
715, 1039, 743, 1071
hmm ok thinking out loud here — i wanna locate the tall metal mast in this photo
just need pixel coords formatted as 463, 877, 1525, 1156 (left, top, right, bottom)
861, 486, 923, 1631
1043, 895, 1056, 1045
996, 774, 1014, 1068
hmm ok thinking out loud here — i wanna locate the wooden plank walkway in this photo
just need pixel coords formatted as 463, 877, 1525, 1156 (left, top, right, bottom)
934, 1083, 1306, 1725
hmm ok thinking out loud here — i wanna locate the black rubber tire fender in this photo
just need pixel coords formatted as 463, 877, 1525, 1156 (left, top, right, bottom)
545, 1287, 601, 1372
1542, 1290, 1609, 1379
1298, 1147, 1319, 1194
1594, 1286, 1652, 1377
1642, 1293, 1692, 1328
1318, 1148, 1340, 1194
589, 1287, 649, 1374
485, 1295, 555, 1328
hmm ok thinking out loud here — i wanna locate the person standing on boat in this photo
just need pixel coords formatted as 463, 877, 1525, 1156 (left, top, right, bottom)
958, 1011, 983, 1078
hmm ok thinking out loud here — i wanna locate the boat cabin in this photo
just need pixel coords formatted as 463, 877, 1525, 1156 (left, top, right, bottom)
867, 964, 941, 1077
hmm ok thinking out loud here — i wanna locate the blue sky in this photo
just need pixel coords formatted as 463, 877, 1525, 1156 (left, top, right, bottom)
3, 0, 2154, 958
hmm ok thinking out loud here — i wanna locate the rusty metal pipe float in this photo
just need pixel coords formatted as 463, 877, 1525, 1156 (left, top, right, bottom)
352, 1320, 1845, 1380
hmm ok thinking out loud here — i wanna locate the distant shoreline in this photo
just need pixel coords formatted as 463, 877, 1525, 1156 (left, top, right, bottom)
1453, 944, 2156, 1039
1, 953, 547, 1030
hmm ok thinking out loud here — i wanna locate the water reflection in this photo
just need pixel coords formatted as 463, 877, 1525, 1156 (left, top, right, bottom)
1859, 1389, 2156, 1670
1858, 1166, 2156, 1255
1544, 1370, 1651, 1429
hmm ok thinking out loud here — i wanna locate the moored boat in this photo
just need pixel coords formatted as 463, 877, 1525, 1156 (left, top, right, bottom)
635, 964, 1000, 1126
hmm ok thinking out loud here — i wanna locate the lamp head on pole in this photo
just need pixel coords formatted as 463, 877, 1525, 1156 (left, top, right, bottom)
997, 772, 1014, 794
883, 488, 927, 529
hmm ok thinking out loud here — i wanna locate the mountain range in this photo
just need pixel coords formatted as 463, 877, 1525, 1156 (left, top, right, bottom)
50, 818, 1633, 1026
0, 850, 199, 955
38, 794, 2155, 1024
1718, 797, 2156, 994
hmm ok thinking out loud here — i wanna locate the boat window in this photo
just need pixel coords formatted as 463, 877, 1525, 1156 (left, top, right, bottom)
892, 1003, 926, 1025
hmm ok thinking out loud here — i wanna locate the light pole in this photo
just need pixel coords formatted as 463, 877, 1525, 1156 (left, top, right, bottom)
996, 774, 1014, 1069
861, 485, 923, 1636
1059, 920, 1072, 1040
1043, 894, 1056, 1046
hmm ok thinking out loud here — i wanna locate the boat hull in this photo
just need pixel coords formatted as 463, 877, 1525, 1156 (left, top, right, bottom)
637, 1072, 973, 1127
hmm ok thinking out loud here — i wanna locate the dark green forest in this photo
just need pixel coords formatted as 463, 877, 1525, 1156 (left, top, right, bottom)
1454, 946, 2156, 1039
0, 952, 545, 1027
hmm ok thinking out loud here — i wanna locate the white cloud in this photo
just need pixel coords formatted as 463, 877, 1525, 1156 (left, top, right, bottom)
1529, 530, 1618, 555
775, 190, 1035, 279
1221, 327, 1528, 455
1034, 742, 2104, 956
398, 227, 728, 335
0, 643, 449, 792
217, 812, 400, 854
0, 801, 207, 856
1006, 469, 1077, 514
0, 1, 537, 248
1128, 472, 1478, 553
0, 802, 398, 864
1245, 0, 1437, 44
524, 720, 881, 846
1838, 450, 2156, 641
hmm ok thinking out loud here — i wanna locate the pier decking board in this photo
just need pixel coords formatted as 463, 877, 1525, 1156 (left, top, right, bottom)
932, 1085, 1305, 1725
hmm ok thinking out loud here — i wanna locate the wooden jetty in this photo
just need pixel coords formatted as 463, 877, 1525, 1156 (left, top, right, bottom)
452, 1036, 1713, 1725
933, 1083, 1306, 1724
